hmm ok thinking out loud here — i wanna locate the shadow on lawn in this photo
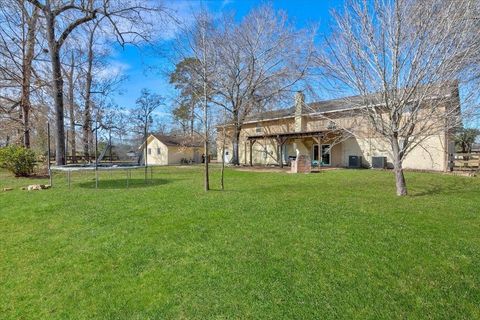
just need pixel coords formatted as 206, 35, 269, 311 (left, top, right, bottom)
410, 181, 476, 197
77, 178, 171, 189
410, 185, 444, 197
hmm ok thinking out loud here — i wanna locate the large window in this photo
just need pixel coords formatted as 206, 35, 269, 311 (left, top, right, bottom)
312, 144, 331, 166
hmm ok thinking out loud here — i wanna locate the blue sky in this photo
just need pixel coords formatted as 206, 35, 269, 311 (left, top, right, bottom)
110, 0, 344, 122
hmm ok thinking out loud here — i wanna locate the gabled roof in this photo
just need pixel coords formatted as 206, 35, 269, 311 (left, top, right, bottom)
242, 95, 365, 124
151, 134, 203, 148
241, 83, 458, 124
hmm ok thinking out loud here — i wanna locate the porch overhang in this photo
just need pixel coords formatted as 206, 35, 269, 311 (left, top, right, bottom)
245, 130, 342, 168
246, 130, 333, 141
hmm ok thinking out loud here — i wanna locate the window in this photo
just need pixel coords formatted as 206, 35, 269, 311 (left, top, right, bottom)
256, 123, 262, 133
157, 148, 161, 155
312, 144, 331, 166
148, 148, 151, 155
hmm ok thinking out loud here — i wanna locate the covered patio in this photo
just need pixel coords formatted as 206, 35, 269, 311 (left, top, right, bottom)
246, 129, 345, 171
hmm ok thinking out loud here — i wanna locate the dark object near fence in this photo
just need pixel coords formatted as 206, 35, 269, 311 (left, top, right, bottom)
348, 155, 362, 168
372, 156, 387, 169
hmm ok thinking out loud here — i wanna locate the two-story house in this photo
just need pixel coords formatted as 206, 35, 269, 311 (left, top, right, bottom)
217, 86, 458, 172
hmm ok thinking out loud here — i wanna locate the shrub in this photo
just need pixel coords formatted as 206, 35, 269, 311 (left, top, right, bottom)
0, 146, 36, 177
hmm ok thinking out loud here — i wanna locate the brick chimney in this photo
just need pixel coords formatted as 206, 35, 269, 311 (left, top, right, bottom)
294, 91, 305, 132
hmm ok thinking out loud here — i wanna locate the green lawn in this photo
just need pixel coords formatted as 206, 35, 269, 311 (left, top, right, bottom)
0, 166, 479, 319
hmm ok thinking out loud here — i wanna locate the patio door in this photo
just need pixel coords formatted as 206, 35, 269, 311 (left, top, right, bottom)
312, 144, 331, 166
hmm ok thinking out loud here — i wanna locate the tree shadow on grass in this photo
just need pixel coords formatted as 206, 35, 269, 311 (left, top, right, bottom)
410, 185, 444, 197
77, 178, 171, 189
409, 181, 477, 197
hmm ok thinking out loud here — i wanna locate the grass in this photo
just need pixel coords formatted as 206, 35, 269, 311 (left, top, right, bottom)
0, 166, 479, 319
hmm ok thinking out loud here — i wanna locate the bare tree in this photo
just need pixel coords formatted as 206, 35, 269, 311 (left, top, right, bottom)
63, 50, 79, 162
213, 5, 316, 165
0, 0, 41, 148
130, 89, 163, 176
317, 0, 480, 196
82, 21, 98, 162
26, 0, 167, 165
174, 9, 218, 191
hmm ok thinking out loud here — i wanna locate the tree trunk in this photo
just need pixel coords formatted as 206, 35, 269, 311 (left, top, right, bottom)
232, 122, 241, 166
394, 165, 407, 196
203, 97, 209, 191
68, 53, 77, 163
83, 31, 94, 162
220, 110, 226, 190
21, 104, 30, 148
45, 12, 65, 165
392, 139, 407, 196
20, 7, 39, 148
190, 102, 195, 136
221, 142, 225, 190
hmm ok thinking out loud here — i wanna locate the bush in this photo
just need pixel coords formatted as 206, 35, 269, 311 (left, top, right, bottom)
0, 146, 36, 177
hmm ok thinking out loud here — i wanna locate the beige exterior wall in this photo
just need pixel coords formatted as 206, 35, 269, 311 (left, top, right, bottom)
217, 111, 450, 171
403, 135, 447, 171
340, 135, 448, 171
146, 137, 201, 165
146, 138, 169, 165
167, 146, 201, 164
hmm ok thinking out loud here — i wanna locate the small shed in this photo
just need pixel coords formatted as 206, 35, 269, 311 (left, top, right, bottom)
143, 134, 202, 165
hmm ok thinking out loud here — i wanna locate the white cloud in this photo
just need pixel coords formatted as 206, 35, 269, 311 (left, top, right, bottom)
96, 61, 131, 80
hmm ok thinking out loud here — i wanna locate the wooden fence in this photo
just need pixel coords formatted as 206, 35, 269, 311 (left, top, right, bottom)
449, 153, 480, 171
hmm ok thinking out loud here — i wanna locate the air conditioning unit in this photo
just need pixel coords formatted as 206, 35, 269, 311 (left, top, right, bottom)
348, 155, 362, 168
371, 156, 387, 169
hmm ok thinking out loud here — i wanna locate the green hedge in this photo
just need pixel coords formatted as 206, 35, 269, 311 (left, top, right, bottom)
0, 145, 36, 177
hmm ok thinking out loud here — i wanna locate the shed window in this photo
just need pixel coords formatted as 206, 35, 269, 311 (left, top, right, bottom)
148, 148, 152, 155
157, 148, 161, 155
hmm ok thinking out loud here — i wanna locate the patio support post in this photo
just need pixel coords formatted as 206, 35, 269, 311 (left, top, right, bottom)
318, 134, 322, 169
313, 134, 322, 169
244, 141, 248, 165
275, 136, 287, 168
249, 139, 256, 166
277, 141, 282, 168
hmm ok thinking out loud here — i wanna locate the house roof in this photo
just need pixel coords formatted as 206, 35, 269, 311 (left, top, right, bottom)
242, 95, 368, 124
151, 134, 203, 148
241, 83, 458, 124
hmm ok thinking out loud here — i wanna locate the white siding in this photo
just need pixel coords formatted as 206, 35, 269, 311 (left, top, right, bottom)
146, 138, 169, 165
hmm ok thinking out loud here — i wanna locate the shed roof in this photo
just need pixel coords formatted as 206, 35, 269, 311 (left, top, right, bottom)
151, 134, 203, 148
